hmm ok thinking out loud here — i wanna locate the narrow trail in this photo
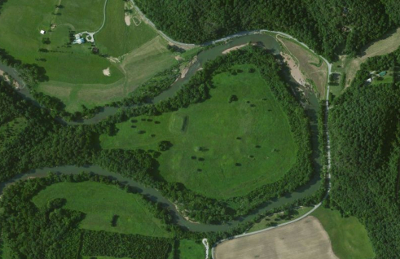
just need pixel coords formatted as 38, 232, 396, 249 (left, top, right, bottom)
93, 0, 109, 34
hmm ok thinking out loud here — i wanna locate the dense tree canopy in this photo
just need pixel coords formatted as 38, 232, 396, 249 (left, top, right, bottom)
135, 0, 398, 60
329, 48, 400, 258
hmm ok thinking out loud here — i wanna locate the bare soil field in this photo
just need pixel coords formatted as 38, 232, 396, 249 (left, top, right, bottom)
278, 36, 328, 99
215, 216, 338, 259
343, 27, 400, 88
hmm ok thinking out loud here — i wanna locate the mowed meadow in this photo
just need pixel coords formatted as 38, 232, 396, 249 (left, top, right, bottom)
0, 0, 180, 112
32, 181, 171, 238
100, 65, 298, 198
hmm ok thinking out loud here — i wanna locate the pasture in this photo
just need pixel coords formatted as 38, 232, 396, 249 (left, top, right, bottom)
100, 65, 297, 199
312, 207, 375, 259
168, 240, 205, 259
32, 181, 171, 238
0, 0, 179, 112
215, 216, 337, 259
278, 36, 328, 99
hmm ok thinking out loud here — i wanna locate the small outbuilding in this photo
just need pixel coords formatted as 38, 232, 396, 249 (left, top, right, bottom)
40, 30, 46, 35
378, 71, 387, 77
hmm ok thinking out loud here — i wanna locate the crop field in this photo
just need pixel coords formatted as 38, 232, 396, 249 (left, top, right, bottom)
101, 65, 297, 199
215, 216, 338, 259
312, 207, 375, 259
32, 181, 171, 238
0, 0, 179, 112
278, 36, 328, 99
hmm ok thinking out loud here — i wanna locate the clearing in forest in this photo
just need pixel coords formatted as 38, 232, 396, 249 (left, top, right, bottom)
215, 216, 338, 259
338, 27, 400, 89
32, 181, 172, 238
100, 64, 298, 199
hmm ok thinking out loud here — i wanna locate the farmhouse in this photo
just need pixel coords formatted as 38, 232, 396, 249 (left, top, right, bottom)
73, 38, 85, 44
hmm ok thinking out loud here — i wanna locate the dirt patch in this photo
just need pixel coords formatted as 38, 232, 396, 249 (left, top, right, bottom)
102, 67, 111, 77
281, 52, 306, 86
278, 36, 327, 98
180, 56, 198, 79
222, 44, 247, 54
124, 15, 131, 26
175, 55, 183, 61
215, 216, 338, 259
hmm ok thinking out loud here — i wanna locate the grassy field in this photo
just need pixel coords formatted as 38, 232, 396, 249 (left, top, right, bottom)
0, 0, 180, 112
32, 181, 171, 238
215, 217, 337, 259
335, 27, 400, 89
101, 65, 297, 199
278, 36, 328, 99
248, 207, 313, 232
168, 240, 205, 259
312, 207, 375, 259
95, 0, 158, 57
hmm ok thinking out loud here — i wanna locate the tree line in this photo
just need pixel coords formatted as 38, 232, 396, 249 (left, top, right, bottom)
134, 0, 400, 60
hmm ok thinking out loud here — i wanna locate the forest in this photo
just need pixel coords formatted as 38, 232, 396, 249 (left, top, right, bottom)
329, 47, 400, 258
135, 0, 399, 60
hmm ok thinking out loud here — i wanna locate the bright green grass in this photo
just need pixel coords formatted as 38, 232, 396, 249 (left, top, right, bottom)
371, 74, 394, 85
101, 65, 297, 199
178, 240, 205, 259
95, 0, 158, 57
312, 207, 375, 259
248, 207, 313, 232
0, 0, 123, 84
0, 0, 180, 112
56, 0, 105, 32
32, 182, 171, 238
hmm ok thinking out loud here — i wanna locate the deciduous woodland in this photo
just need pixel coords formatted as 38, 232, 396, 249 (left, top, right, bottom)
329, 48, 400, 258
135, 0, 400, 60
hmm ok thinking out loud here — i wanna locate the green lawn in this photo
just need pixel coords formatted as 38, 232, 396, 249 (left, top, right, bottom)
95, 0, 158, 57
248, 207, 313, 232
101, 65, 298, 199
82, 257, 131, 259
32, 181, 171, 238
0, 0, 178, 112
312, 207, 375, 259
170, 240, 205, 259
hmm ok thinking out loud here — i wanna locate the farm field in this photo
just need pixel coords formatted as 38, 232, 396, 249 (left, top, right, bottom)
248, 206, 313, 232
215, 216, 338, 259
32, 181, 171, 238
0, 0, 180, 112
312, 207, 375, 259
100, 64, 297, 199
277, 36, 328, 99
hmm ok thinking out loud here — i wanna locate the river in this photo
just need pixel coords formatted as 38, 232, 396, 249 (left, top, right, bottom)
0, 32, 324, 232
